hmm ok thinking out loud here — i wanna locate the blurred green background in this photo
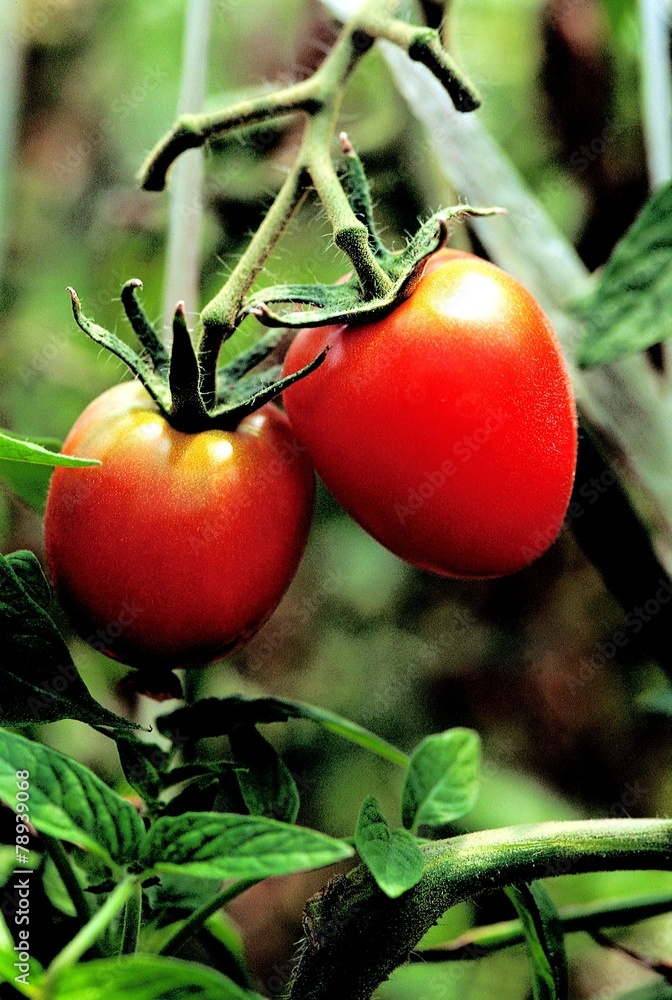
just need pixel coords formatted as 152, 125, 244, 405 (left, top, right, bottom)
2, 0, 672, 996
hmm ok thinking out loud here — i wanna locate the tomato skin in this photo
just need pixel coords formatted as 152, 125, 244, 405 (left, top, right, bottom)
282, 249, 578, 578
44, 381, 314, 668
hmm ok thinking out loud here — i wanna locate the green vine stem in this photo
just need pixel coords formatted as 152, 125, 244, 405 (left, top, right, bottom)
198, 161, 309, 405
139, 79, 320, 193
413, 890, 672, 962
120, 881, 143, 955
287, 819, 672, 1000
357, 16, 480, 112
42, 835, 92, 932
158, 877, 261, 956
46, 877, 138, 985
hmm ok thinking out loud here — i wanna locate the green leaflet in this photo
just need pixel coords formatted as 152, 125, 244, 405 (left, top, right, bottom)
355, 795, 424, 898
576, 181, 672, 367
0, 430, 97, 467
230, 725, 300, 824
158, 694, 408, 767
401, 729, 481, 832
50, 955, 259, 1000
0, 551, 138, 731
140, 812, 353, 880
0, 729, 145, 869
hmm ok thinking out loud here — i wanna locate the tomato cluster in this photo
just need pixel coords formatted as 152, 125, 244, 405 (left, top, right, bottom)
44, 251, 577, 670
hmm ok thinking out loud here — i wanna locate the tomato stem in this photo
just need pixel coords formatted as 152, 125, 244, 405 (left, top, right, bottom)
138, 0, 479, 398
138, 78, 321, 193
288, 818, 672, 999
198, 160, 310, 407
69, 0, 484, 431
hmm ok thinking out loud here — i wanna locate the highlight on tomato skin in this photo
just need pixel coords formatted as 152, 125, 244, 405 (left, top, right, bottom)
282, 248, 578, 579
43, 380, 315, 670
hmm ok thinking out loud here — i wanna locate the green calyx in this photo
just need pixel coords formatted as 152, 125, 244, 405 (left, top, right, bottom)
67, 285, 327, 434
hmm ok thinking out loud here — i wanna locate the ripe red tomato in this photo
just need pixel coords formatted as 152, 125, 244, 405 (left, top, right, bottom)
44, 381, 314, 668
282, 249, 578, 578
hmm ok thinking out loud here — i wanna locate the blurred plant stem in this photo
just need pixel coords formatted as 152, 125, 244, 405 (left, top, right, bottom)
639, 0, 672, 190
163, 0, 212, 335
639, 0, 672, 379
0, 1, 23, 279
413, 890, 672, 961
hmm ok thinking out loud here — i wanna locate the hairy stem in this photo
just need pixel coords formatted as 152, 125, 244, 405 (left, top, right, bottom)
288, 819, 672, 1000
159, 878, 260, 956
46, 877, 137, 984
140, 79, 320, 192
305, 128, 392, 298
198, 160, 309, 404
120, 881, 143, 955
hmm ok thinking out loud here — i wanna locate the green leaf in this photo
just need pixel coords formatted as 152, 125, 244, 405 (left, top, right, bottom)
5, 551, 51, 608
149, 871, 221, 929
506, 882, 569, 1000
50, 955, 258, 1000
401, 729, 481, 832
140, 812, 353, 881
0, 428, 97, 511
230, 725, 299, 824
0, 429, 98, 467
0, 551, 138, 731
576, 181, 672, 367
0, 945, 43, 995
354, 795, 424, 899
42, 854, 87, 918
0, 729, 145, 868
638, 683, 672, 718
116, 738, 167, 802
158, 695, 408, 767
0, 436, 61, 512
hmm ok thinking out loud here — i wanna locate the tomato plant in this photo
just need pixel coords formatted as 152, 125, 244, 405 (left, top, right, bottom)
283, 249, 578, 578
44, 381, 314, 668
5, 1, 672, 998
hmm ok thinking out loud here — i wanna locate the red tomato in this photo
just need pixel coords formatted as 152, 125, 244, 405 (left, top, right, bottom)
44, 381, 314, 668
282, 249, 578, 578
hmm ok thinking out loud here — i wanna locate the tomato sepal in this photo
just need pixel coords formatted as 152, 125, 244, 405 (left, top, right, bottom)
244, 206, 505, 330
208, 347, 329, 429
168, 302, 210, 433
68, 287, 171, 413
216, 328, 287, 386
121, 279, 170, 375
